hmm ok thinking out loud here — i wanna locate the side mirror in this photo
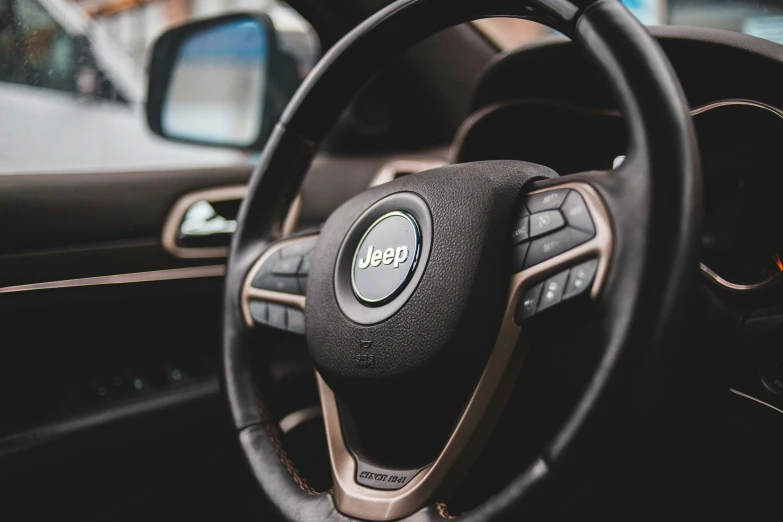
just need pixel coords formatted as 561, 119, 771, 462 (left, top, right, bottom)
146, 13, 299, 150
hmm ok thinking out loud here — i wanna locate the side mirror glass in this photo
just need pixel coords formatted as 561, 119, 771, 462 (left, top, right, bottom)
147, 14, 296, 149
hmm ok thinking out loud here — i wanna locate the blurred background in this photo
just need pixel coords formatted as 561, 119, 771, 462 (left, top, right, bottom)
1, 0, 782, 174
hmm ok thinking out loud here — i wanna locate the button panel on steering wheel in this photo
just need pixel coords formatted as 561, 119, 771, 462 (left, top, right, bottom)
241, 235, 318, 333
511, 188, 596, 273
509, 184, 610, 325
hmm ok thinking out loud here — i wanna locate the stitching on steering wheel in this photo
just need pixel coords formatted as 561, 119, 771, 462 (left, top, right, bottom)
255, 385, 461, 516
255, 389, 324, 496
436, 502, 457, 519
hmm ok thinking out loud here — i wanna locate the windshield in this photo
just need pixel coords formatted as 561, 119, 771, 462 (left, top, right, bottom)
627, 0, 783, 37
476, 0, 783, 49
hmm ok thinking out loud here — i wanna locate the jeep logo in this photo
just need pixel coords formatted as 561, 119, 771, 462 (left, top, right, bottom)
351, 211, 420, 305
356, 245, 409, 269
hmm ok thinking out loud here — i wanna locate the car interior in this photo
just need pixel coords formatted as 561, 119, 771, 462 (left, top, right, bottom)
3, 0, 783, 520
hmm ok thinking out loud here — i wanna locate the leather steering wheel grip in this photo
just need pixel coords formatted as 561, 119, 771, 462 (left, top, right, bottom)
222, 0, 700, 520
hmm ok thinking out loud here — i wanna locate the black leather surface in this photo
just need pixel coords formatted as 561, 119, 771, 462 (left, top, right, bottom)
307, 161, 557, 383
223, 0, 700, 519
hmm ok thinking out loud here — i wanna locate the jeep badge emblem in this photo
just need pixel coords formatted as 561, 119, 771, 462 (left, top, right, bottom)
356, 245, 409, 269
351, 211, 420, 305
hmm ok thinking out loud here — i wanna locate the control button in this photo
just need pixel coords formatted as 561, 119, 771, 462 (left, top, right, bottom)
287, 308, 305, 334
525, 189, 570, 213
529, 210, 566, 238
249, 300, 269, 325
267, 303, 287, 330
511, 242, 530, 273
561, 191, 595, 234
251, 251, 280, 287
538, 271, 569, 311
281, 236, 318, 258
524, 227, 594, 269
515, 282, 543, 323
298, 276, 308, 294
272, 255, 302, 275
298, 252, 312, 275
564, 259, 599, 299
257, 273, 300, 294
511, 216, 529, 245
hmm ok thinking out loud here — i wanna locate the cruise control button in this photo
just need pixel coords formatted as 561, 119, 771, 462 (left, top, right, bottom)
529, 210, 565, 238
561, 191, 595, 234
523, 227, 593, 269
251, 251, 280, 287
511, 216, 530, 245
525, 189, 569, 213
515, 282, 543, 323
511, 242, 530, 273
298, 252, 312, 275
249, 300, 268, 325
267, 303, 287, 330
538, 271, 569, 311
287, 308, 305, 334
564, 259, 598, 299
272, 255, 302, 275
281, 236, 318, 258
257, 274, 300, 294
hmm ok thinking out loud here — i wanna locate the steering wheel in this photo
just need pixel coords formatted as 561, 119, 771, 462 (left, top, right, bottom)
223, 0, 700, 520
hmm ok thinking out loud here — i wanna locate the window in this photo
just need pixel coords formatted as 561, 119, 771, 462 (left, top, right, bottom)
0, 0, 122, 99
0, 0, 317, 175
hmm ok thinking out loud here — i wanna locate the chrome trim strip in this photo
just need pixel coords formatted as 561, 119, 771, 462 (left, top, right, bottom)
162, 186, 302, 259
730, 388, 783, 416
319, 182, 612, 521
699, 263, 782, 293
690, 98, 783, 117
161, 185, 248, 259
0, 265, 225, 294
368, 159, 446, 187
695, 100, 783, 292
279, 406, 323, 434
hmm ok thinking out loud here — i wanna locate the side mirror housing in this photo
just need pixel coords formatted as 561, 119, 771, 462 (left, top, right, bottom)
146, 13, 299, 150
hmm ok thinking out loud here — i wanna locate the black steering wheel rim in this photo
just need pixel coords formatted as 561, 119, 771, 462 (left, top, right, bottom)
223, 0, 701, 520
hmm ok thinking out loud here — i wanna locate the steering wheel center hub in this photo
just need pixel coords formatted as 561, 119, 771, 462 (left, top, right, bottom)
350, 210, 421, 305
306, 163, 557, 391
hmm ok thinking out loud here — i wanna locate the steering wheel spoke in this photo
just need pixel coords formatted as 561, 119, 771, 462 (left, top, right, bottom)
241, 234, 319, 334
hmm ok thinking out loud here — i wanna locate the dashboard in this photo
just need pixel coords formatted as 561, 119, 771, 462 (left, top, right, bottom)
449, 27, 783, 296
453, 97, 783, 293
